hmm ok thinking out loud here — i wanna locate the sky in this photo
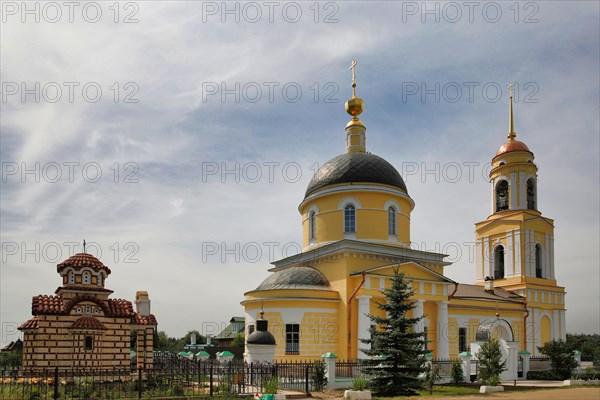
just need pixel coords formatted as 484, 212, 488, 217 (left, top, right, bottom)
1, 1, 599, 345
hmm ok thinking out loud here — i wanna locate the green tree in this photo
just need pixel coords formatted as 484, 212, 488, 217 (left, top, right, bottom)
476, 337, 507, 385
538, 339, 579, 380
182, 330, 206, 346
231, 332, 245, 347
361, 269, 428, 396
450, 360, 465, 384
566, 333, 600, 365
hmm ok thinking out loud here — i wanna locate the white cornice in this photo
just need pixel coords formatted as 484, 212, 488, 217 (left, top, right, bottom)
299, 183, 415, 212
270, 239, 450, 271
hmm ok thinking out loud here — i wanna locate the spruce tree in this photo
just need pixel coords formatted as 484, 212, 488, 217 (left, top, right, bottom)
360, 269, 428, 396
476, 337, 506, 384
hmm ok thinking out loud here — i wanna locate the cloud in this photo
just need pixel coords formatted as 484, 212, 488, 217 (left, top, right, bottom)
1, 1, 598, 343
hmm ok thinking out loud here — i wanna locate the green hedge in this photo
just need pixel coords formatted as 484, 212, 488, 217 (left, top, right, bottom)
526, 370, 562, 380
572, 372, 600, 381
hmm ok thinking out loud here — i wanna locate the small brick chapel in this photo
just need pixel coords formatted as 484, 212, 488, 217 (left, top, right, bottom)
18, 250, 157, 370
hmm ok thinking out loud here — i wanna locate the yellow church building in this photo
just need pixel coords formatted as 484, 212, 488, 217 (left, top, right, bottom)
241, 66, 566, 373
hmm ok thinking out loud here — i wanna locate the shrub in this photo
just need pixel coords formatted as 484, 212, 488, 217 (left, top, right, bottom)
526, 370, 562, 380
311, 360, 328, 391
351, 377, 370, 391
571, 371, 600, 381
170, 385, 185, 396
263, 377, 279, 394
537, 339, 579, 380
450, 360, 465, 384
486, 375, 501, 386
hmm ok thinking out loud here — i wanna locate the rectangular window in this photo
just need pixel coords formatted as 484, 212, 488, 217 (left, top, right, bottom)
423, 326, 429, 351
459, 327, 467, 353
285, 324, 300, 354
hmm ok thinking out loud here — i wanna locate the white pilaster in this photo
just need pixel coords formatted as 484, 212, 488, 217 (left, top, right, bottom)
476, 239, 483, 281
514, 229, 522, 276
552, 310, 559, 340
505, 232, 514, 277
527, 307, 535, 354
524, 230, 533, 277
490, 179, 495, 214
510, 172, 517, 209
549, 234, 555, 279
414, 299, 424, 333
356, 295, 372, 359
437, 301, 449, 359
483, 237, 491, 277
518, 171, 526, 209
544, 233, 550, 278
559, 310, 566, 341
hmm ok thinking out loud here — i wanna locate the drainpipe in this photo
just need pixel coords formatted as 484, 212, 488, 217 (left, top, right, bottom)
347, 272, 366, 359
523, 300, 529, 351
448, 282, 459, 299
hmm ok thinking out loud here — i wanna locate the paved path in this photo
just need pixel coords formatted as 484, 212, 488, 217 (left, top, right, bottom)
436, 387, 599, 400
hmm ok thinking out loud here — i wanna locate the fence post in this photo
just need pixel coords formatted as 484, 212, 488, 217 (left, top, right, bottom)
305, 365, 309, 395
209, 363, 214, 397
138, 367, 142, 399
459, 352, 471, 383
518, 350, 531, 379
321, 352, 337, 389
573, 350, 582, 371
53, 367, 59, 400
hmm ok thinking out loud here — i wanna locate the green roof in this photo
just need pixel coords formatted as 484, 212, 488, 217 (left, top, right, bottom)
218, 351, 234, 357
321, 352, 338, 359
196, 351, 210, 357
215, 317, 245, 340
458, 351, 471, 357
518, 350, 531, 355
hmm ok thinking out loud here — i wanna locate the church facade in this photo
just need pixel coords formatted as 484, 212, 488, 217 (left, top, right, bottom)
241, 70, 566, 371
18, 252, 157, 370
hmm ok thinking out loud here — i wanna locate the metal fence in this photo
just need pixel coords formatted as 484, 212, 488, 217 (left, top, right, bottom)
529, 357, 551, 371
431, 358, 457, 378
0, 357, 319, 399
335, 360, 368, 379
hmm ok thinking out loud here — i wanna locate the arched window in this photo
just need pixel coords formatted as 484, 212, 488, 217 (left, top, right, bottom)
97, 274, 102, 286
84, 336, 93, 351
344, 204, 356, 233
495, 180, 509, 212
309, 211, 316, 241
68, 271, 75, 284
535, 244, 543, 278
494, 246, 505, 279
83, 271, 91, 284
527, 178, 536, 210
388, 206, 397, 235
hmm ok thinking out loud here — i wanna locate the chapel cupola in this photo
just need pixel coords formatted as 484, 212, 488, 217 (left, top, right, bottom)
56, 241, 111, 288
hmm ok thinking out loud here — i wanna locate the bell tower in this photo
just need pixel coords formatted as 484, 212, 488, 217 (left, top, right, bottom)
474, 85, 566, 354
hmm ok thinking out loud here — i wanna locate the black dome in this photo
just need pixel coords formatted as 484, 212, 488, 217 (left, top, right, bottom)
305, 153, 408, 198
247, 330, 276, 345
256, 267, 330, 290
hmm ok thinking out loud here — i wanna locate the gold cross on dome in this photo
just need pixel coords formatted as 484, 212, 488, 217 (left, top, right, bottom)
349, 60, 358, 97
